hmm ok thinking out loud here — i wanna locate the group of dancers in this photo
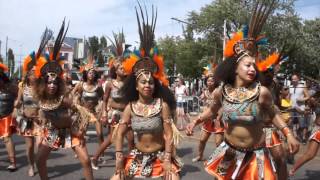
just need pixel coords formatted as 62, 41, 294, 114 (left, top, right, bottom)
1, 1, 320, 180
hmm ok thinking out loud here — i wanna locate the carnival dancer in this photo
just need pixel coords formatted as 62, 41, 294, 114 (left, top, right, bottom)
14, 29, 52, 177
289, 91, 320, 176
72, 57, 104, 148
34, 20, 94, 180
259, 64, 289, 180
192, 65, 223, 162
91, 31, 134, 170
0, 62, 18, 171
186, 1, 299, 179
111, 3, 182, 180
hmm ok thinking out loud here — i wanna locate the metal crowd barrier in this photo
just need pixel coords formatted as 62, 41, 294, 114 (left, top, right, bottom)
181, 96, 201, 115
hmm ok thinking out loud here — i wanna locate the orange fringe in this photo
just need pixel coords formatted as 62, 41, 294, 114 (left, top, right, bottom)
34, 56, 48, 78
224, 32, 243, 58
122, 52, 169, 87
0, 63, 9, 72
153, 54, 169, 86
256, 52, 279, 72
22, 55, 33, 75
122, 54, 138, 75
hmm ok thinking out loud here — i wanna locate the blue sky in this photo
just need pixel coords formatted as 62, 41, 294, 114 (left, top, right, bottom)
0, 0, 319, 63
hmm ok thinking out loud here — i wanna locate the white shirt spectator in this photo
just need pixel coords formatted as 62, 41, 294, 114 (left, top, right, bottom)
175, 85, 187, 103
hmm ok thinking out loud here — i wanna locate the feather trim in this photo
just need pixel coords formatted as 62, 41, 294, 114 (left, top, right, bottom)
153, 54, 169, 86
122, 54, 139, 75
34, 56, 48, 78
0, 63, 9, 72
256, 52, 280, 72
22, 54, 34, 75
224, 31, 243, 57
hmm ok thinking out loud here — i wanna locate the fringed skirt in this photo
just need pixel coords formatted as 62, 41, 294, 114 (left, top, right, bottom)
202, 119, 224, 134
0, 115, 16, 138
264, 127, 281, 148
16, 116, 40, 137
108, 108, 123, 127
124, 149, 182, 178
41, 127, 82, 150
205, 140, 277, 180
309, 125, 320, 143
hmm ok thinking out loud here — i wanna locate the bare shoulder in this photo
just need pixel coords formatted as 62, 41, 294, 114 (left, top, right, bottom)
212, 86, 223, 98
259, 85, 271, 97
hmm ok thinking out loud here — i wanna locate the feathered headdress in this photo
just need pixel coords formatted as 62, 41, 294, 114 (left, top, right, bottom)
224, 0, 279, 71
35, 19, 69, 79
0, 63, 9, 73
122, 2, 168, 86
107, 30, 130, 69
23, 28, 53, 75
203, 62, 217, 77
79, 54, 96, 73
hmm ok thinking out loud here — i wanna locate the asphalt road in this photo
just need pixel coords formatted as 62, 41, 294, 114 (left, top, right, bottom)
0, 125, 320, 180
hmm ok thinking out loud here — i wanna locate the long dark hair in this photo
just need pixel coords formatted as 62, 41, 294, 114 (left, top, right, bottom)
108, 66, 117, 79
204, 75, 220, 89
33, 76, 66, 101
120, 74, 176, 111
82, 69, 99, 82
214, 52, 259, 85
0, 72, 10, 83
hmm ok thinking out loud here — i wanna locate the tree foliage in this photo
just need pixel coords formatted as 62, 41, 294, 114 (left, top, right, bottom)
158, 0, 320, 79
86, 36, 108, 67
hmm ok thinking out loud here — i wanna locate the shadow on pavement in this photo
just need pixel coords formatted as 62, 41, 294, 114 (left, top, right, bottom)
294, 170, 320, 180
180, 164, 201, 177
48, 162, 81, 179
177, 147, 193, 157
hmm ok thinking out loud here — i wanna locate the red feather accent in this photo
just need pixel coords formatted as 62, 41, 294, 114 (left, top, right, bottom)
0, 63, 9, 72
224, 32, 243, 58
256, 52, 279, 72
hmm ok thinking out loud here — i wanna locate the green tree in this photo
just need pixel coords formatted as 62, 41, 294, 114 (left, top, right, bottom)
87, 36, 100, 58
0, 55, 3, 63
158, 36, 179, 76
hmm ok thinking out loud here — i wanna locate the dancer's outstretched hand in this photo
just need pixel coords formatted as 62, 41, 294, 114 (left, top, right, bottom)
185, 122, 195, 136
287, 135, 300, 154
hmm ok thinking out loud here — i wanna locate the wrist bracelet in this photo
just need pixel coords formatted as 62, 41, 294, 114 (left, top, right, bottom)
115, 151, 123, 160
164, 152, 171, 161
281, 127, 292, 137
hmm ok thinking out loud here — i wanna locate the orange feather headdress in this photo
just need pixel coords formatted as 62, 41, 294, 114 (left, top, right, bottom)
34, 19, 68, 79
23, 28, 53, 76
122, 2, 168, 86
106, 30, 128, 70
223, 0, 277, 71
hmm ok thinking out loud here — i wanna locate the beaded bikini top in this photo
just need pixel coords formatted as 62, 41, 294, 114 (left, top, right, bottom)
221, 82, 262, 125
204, 89, 214, 107
81, 82, 100, 102
23, 85, 39, 108
110, 80, 124, 102
130, 98, 163, 134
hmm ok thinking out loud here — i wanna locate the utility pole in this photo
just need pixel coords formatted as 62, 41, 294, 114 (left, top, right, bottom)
0, 40, 2, 57
223, 19, 227, 61
5, 36, 8, 65
170, 17, 192, 26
